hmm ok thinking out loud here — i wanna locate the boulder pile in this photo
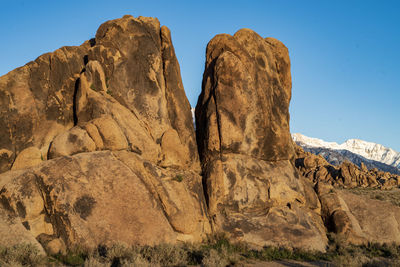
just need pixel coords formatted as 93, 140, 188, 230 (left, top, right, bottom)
295, 145, 400, 189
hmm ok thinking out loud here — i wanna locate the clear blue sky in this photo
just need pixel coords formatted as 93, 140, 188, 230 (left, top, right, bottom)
1, 0, 399, 151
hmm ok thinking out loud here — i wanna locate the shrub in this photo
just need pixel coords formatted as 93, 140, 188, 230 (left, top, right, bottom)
140, 243, 188, 266
202, 248, 229, 267
53, 245, 89, 266
0, 243, 46, 266
4, 235, 400, 266
173, 174, 184, 182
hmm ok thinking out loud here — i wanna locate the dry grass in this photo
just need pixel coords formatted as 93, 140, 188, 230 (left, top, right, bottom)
2, 234, 400, 266
0, 243, 46, 266
326, 233, 400, 266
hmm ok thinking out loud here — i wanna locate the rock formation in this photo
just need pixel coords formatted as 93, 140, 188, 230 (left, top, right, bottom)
195, 29, 327, 251
295, 144, 400, 244
0, 15, 210, 252
0, 151, 210, 252
0, 15, 199, 173
338, 189, 400, 244
2, 15, 400, 256
295, 145, 400, 189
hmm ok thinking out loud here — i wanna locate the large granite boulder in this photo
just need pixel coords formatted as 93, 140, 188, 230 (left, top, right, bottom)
339, 189, 400, 244
0, 151, 210, 251
315, 182, 400, 245
0, 15, 210, 253
195, 29, 327, 251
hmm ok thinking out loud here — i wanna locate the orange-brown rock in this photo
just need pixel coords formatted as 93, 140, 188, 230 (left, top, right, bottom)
316, 185, 400, 245
0, 15, 209, 253
315, 182, 366, 245
0, 205, 45, 254
0, 15, 199, 173
0, 44, 89, 173
196, 29, 327, 251
0, 151, 210, 249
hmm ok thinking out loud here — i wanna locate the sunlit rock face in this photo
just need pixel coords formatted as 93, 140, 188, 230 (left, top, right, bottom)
0, 15, 200, 173
0, 15, 210, 252
195, 29, 327, 251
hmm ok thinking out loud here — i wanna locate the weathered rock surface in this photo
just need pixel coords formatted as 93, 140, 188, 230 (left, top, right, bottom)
0, 15, 209, 253
315, 183, 366, 245
0, 151, 210, 249
11, 147, 43, 171
316, 183, 400, 245
0, 44, 89, 173
0, 205, 45, 254
0, 15, 199, 173
196, 29, 327, 251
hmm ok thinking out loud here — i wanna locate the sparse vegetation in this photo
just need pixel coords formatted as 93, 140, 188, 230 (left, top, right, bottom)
325, 233, 400, 266
345, 187, 400, 207
2, 234, 400, 266
90, 84, 97, 91
0, 243, 46, 266
52, 245, 89, 266
173, 174, 184, 182
105, 77, 109, 88
106, 89, 113, 96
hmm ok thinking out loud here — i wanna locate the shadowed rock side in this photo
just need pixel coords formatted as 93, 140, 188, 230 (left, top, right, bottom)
196, 29, 327, 251
0, 15, 210, 252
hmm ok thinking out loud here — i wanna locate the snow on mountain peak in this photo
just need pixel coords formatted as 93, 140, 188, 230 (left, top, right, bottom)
292, 133, 400, 169
292, 133, 340, 149
191, 107, 195, 126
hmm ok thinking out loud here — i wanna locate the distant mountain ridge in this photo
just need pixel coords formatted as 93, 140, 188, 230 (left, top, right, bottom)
293, 133, 400, 175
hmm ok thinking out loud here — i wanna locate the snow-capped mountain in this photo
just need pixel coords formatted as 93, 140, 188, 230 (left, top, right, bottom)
191, 107, 195, 127
292, 133, 400, 171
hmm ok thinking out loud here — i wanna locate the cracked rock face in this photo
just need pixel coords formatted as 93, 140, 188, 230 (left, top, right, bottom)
0, 15, 210, 251
195, 29, 327, 251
